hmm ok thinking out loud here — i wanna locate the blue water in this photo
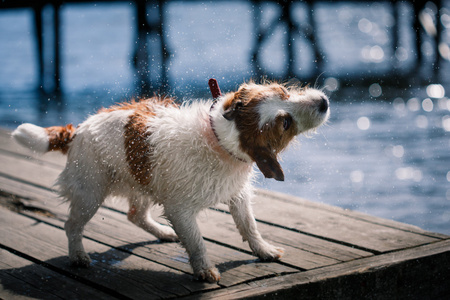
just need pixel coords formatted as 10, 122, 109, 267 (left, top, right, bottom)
0, 2, 449, 234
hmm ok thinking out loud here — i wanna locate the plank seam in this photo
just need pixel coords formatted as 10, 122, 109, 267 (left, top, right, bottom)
0, 172, 57, 193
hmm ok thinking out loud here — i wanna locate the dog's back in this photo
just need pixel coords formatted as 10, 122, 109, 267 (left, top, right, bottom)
13, 97, 253, 207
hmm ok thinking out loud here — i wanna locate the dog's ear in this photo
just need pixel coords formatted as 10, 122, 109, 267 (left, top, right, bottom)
250, 147, 284, 181
223, 100, 243, 121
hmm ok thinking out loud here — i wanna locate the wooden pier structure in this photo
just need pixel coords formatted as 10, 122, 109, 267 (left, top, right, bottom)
0, 0, 445, 96
0, 128, 449, 299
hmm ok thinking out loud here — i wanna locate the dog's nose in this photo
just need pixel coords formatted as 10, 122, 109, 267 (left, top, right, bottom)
318, 96, 329, 113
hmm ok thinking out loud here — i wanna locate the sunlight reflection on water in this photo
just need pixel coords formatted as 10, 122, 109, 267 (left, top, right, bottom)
426, 84, 445, 98
257, 94, 450, 234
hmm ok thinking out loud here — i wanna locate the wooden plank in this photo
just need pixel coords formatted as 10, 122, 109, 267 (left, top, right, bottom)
0, 207, 216, 299
242, 192, 441, 253
256, 189, 448, 239
191, 240, 450, 299
0, 249, 113, 299
0, 152, 61, 190
0, 179, 299, 288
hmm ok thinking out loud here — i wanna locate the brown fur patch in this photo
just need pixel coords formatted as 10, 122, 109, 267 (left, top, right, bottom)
122, 97, 178, 185
223, 83, 298, 181
231, 83, 296, 154
45, 124, 76, 154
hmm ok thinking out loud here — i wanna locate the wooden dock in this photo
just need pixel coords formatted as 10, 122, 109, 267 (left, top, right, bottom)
0, 127, 449, 299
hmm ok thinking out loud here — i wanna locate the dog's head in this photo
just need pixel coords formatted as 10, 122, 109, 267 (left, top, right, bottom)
220, 82, 330, 181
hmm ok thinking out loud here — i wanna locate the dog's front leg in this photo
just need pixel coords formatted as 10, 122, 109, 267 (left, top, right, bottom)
165, 209, 220, 283
229, 195, 284, 261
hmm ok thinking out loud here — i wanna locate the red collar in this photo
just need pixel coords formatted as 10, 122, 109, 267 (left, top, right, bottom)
208, 78, 248, 163
208, 102, 247, 163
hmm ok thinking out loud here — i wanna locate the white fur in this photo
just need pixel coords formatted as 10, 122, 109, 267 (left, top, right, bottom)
12, 123, 49, 153
12, 84, 329, 283
210, 98, 252, 162
258, 88, 330, 132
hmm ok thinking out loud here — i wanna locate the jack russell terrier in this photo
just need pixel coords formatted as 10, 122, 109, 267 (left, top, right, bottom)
13, 81, 329, 282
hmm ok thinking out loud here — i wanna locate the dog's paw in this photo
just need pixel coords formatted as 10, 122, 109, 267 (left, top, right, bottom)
69, 251, 91, 268
157, 227, 179, 242
159, 232, 179, 242
253, 241, 284, 261
195, 267, 221, 283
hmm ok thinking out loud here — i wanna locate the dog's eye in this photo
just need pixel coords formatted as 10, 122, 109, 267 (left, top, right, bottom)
283, 116, 292, 131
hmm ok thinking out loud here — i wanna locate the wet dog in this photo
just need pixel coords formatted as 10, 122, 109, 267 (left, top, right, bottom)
12, 82, 329, 282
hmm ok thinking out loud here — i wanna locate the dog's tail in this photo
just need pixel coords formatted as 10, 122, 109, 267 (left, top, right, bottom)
12, 123, 76, 155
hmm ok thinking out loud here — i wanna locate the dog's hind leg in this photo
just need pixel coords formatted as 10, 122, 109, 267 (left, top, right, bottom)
65, 194, 102, 268
127, 198, 178, 242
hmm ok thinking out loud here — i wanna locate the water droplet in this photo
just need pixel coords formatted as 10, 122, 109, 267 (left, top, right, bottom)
422, 98, 434, 112
369, 46, 384, 62
369, 83, 382, 97
442, 115, 450, 131
407, 98, 420, 111
324, 77, 339, 92
357, 116, 370, 130
393, 97, 405, 111
350, 170, 364, 183
395, 47, 408, 61
395, 167, 422, 182
392, 145, 404, 158
437, 98, 450, 111
415, 115, 428, 128
438, 42, 450, 60
426, 84, 445, 98
358, 18, 372, 33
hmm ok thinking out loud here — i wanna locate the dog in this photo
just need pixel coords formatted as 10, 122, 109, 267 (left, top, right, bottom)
12, 81, 329, 283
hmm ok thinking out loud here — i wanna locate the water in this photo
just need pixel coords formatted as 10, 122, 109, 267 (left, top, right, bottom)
0, 2, 449, 234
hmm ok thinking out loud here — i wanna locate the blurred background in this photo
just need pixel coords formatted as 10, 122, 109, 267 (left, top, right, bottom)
0, 0, 449, 234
